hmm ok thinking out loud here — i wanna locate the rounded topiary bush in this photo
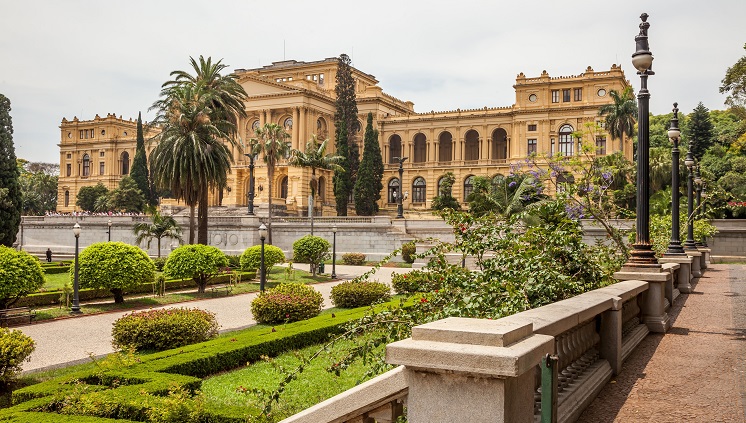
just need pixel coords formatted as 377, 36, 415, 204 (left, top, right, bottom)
112, 307, 219, 351
240, 245, 286, 272
402, 242, 417, 264
251, 283, 323, 324
292, 235, 331, 276
74, 242, 155, 303
164, 244, 228, 293
0, 328, 35, 386
330, 281, 391, 308
391, 270, 442, 294
152, 257, 167, 272
0, 246, 45, 308
341, 252, 366, 266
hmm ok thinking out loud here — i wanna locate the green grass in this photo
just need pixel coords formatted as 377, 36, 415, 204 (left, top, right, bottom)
41, 272, 69, 291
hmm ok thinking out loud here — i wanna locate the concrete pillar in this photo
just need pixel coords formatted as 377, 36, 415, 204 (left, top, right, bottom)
687, 250, 703, 279
387, 317, 553, 423
599, 302, 623, 376
613, 266, 672, 333
699, 247, 711, 268
659, 256, 693, 294
292, 107, 300, 149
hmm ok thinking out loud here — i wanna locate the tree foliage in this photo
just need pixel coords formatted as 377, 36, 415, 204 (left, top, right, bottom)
0, 94, 21, 247
17, 160, 58, 216
0, 246, 45, 308
240, 244, 286, 272
253, 123, 290, 244
720, 43, 746, 108
130, 112, 153, 206
108, 176, 147, 213
354, 113, 384, 215
684, 102, 714, 160
132, 207, 182, 258
163, 244, 228, 293
431, 171, 460, 211
74, 242, 155, 303
292, 235, 330, 276
333, 54, 358, 216
76, 183, 109, 212
598, 87, 637, 151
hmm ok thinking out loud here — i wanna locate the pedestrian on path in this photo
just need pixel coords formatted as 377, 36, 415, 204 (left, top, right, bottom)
45, 248, 52, 262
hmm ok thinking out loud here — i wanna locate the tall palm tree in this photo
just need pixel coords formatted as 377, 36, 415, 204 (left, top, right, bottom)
288, 135, 344, 235
133, 208, 183, 258
252, 123, 290, 244
599, 86, 638, 151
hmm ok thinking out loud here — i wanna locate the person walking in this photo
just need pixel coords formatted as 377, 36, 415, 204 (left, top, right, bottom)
45, 248, 52, 262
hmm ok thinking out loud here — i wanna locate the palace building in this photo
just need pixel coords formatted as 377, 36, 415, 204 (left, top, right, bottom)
57, 58, 631, 214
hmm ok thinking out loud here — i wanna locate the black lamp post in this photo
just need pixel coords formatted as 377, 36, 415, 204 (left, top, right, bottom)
245, 151, 257, 216
694, 168, 704, 247
71, 223, 82, 314
258, 223, 267, 292
683, 152, 697, 250
107, 219, 112, 242
664, 103, 686, 256
394, 156, 408, 219
331, 225, 337, 279
627, 13, 657, 266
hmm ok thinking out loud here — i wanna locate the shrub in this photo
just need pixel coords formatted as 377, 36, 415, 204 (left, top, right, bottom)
341, 252, 366, 265
251, 283, 323, 324
240, 245, 286, 272
164, 244, 228, 293
330, 281, 391, 308
0, 328, 35, 386
153, 257, 167, 272
402, 242, 417, 264
73, 242, 155, 304
112, 307, 219, 351
391, 270, 442, 294
292, 235, 331, 276
0, 246, 45, 308
226, 254, 242, 268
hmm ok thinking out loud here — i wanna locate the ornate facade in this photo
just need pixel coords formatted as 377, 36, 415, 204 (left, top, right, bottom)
57, 58, 631, 214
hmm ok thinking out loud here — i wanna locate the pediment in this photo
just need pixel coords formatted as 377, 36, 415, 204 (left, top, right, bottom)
238, 75, 299, 97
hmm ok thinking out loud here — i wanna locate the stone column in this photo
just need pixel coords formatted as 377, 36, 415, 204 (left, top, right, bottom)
387, 317, 553, 423
699, 247, 711, 268
659, 256, 693, 293
292, 107, 300, 149
613, 266, 671, 333
687, 250, 703, 279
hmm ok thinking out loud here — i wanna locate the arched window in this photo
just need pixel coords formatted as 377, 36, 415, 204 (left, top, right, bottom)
492, 128, 508, 160
389, 135, 402, 163
280, 176, 288, 199
438, 131, 453, 162
318, 176, 325, 201
463, 176, 474, 201
82, 154, 90, 177
64, 190, 70, 207
558, 124, 574, 155
412, 177, 426, 203
317, 117, 328, 139
464, 130, 480, 161
413, 133, 427, 163
283, 117, 293, 130
121, 151, 130, 175
388, 178, 400, 203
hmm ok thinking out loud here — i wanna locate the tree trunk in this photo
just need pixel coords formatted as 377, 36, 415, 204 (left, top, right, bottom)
198, 188, 209, 245
157, 237, 161, 259
309, 194, 314, 235
267, 166, 274, 245
188, 205, 195, 244
111, 288, 124, 304
196, 277, 207, 293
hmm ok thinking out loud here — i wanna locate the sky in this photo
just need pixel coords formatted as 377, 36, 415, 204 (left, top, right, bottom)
1, 0, 744, 164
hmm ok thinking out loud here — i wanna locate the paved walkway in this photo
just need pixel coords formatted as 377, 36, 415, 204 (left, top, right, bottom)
578, 263, 746, 422
17, 264, 407, 373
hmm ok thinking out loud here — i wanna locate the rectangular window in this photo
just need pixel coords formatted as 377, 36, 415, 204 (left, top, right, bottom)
66, 153, 72, 159
99, 162, 105, 175
66, 163, 71, 177
319, 73, 324, 85
574, 88, 583, 101
527, 139, 537, 155
79, 130, 84, 139
551, 90, 559, 103
562, 89, 571, 102
90, 129, 94, 138
596, 136, 607, 155
528, 124, 537, 132
100, 151, 105, 157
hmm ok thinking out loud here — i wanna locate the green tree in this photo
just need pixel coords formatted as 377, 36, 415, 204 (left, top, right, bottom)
431, 171, 461, 211
354, 112, 384, 215
132, 207, 183, 258
288, 135, 344, 233
598, 87, 637, 151
333, 54, 358, 216
163, 244, 228, 293
76, 183, 109, 212
684, 102, 714, 160
74, 242, 155, 303
0, 246, 44, 308
17, 160, 58, 215
108, 176, 146, 212
0, 94, 21, 247
252, 123, 290, 244
240, 244, 285, 272
720, 43, 746, 108
130, 112, 153, 206
292, 235, 331, 276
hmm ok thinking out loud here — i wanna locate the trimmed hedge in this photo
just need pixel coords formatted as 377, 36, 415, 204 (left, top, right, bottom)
240, 245, 285, 272
41, 265, 70, 275
341, 252, 366, 265
112, 308, 220, 352
250, 283, 323, 324
330, 281, 391, 308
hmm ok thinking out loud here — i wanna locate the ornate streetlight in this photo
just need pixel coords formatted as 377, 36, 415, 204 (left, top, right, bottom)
258, 223, 267, 292
331, 225, 337, 279
664, 104, 686, 256
71, 223, 82, 314
393, 156, 408, 219
107, 219, 112, 242
245, 150, 258, 216
627, 13, 657, 266
683, 153, 697, 250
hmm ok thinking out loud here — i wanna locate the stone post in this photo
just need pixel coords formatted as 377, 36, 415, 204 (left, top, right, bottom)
387, 317, 553, 423
699, 247, 711, 268
613, 266, 671, 333
659, 257, 693, 293
687, 250, 703, 279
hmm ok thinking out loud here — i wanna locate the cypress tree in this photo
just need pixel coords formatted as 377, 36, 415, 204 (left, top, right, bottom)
354, 113, 383, 215
684, 102, 714, 160
130, 112, 153, 205
333, 53, 358, 215
0, 94, 21, 247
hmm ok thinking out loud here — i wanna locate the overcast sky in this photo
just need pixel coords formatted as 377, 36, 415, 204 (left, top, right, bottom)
1, 0, 744, 164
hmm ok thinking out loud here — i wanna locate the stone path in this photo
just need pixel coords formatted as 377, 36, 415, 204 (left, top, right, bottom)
17, 264, 407, 373
578, 263, 746, 422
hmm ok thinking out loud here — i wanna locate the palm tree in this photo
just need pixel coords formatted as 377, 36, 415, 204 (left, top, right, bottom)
133, 208, 183, 258
252, 123, 290, 244
599, 86, 638, 151
288, 135, 344, 235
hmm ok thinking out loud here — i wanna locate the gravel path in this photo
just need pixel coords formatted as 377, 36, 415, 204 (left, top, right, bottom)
577, 263, 746, 422
17, 264, 407, 373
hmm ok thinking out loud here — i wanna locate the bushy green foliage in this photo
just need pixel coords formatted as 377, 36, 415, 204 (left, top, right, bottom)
401, 242, 416, 264
292, 235, 330, 276
0, 327, 35, 386
163, 244, 228, 293
333, 53, 358, 216
251, 283, 323, 324
0, 246, 45, 308
0, 95, 21, 247
391, 269, 443, 294
240, 245, 285, 272
129, 112, 153, 206
153, 257, 167, 272
341, 252, 366, 265
107, 176, 147, 213
73, 242, 155, 303
225, 254, 241, 268
76, 183, 109, 212
112, 308, 219, 352
431, 171, 461, 211
330, 281, 390, 308
354, 112, 383, 215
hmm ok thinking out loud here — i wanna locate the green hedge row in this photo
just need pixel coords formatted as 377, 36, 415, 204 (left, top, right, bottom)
9, 299, 407, 422
19, 272, 254, 308
40, 266, 70, 275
